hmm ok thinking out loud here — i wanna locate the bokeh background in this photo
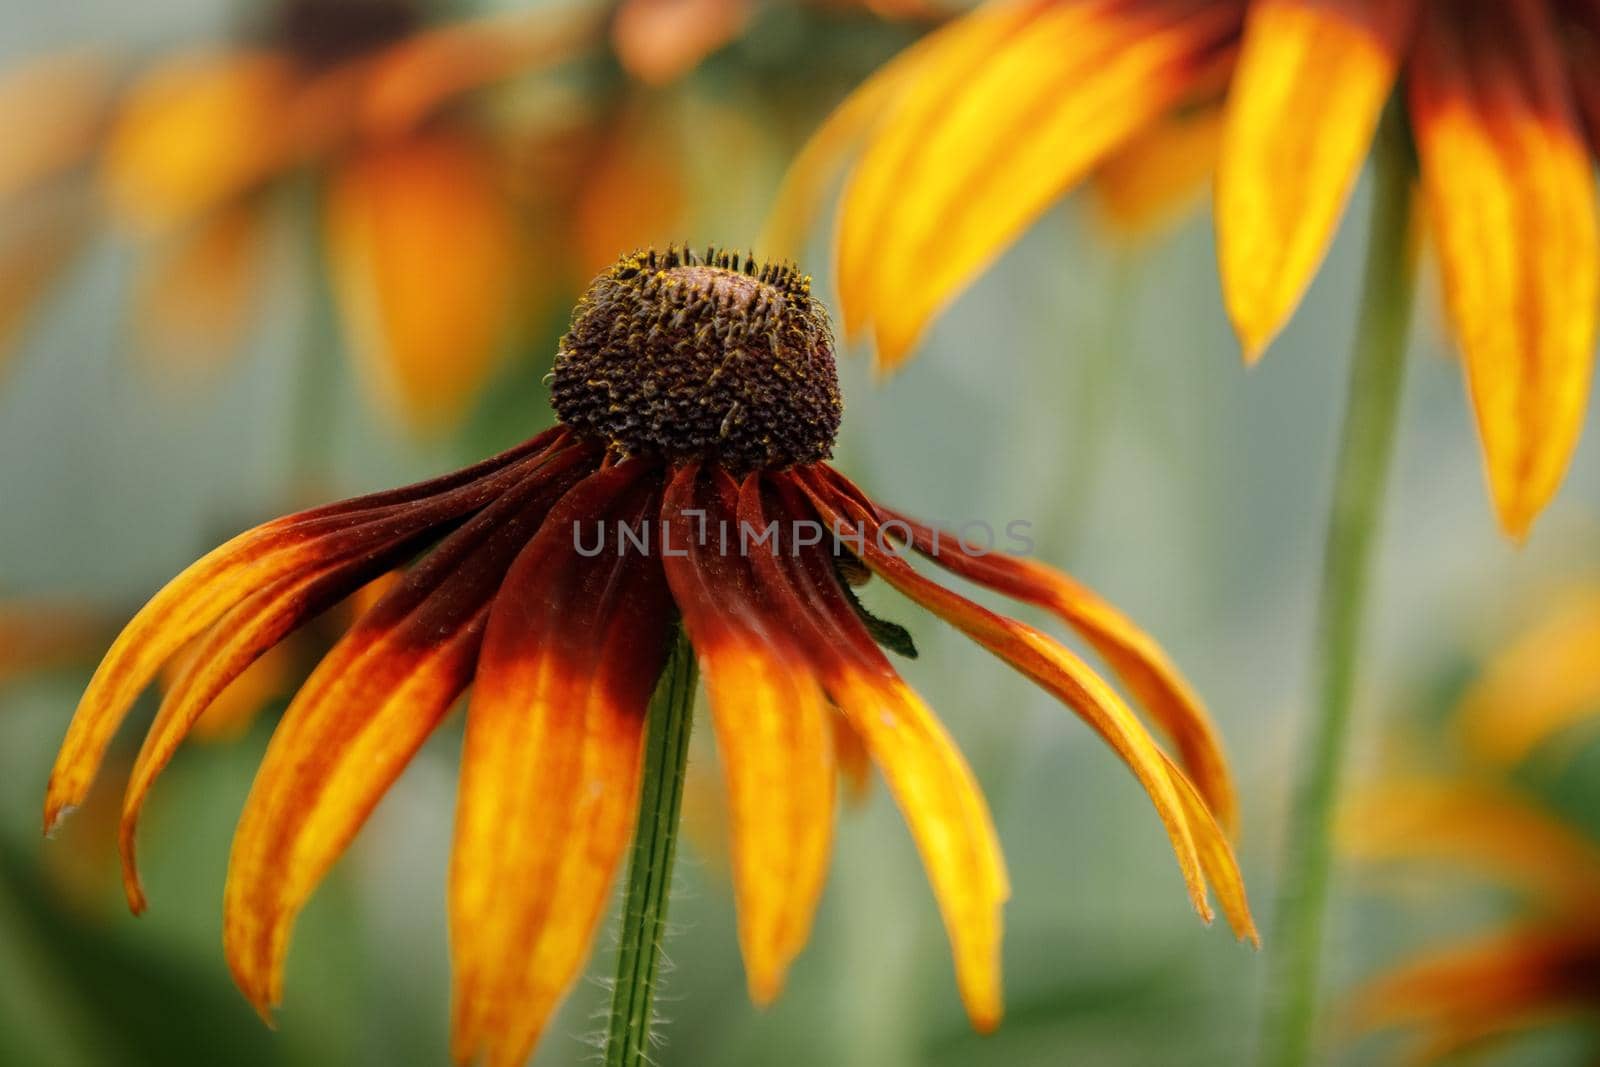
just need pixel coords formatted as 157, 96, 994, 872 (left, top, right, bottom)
4, 1, 1600, 1065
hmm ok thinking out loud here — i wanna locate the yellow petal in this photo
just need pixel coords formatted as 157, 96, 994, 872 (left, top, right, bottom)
839, 0, 1241, 368
1216, 0, 1415, 359
875, 503, 1239, 835
451, 465, 673, 1067
101, 51, 294, 231
759, 26, 933, 262
804, 472, 1255, 941
1409, 2, 1600, 538
1457, 587, 1600, 767
698, 639, 836, 1003
660, 468, 837, 1003
1341, 778, 1600, 914
325, 130, 517, 434
223, 455, 585, 1014
831, 669, 1010, 1030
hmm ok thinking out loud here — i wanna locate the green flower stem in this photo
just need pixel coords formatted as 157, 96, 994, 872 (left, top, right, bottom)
604, 629, 699, 1067
1261, 107, 1418, 1067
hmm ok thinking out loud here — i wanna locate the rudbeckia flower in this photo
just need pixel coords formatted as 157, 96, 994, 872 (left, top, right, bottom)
44, 247, 1253, 1065
15, 0, 596, 429
773, 0, 1600, 536
1345, 778, 1600, 1062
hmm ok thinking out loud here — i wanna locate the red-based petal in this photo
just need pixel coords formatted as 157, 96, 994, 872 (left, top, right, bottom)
450, 462, 672, 1067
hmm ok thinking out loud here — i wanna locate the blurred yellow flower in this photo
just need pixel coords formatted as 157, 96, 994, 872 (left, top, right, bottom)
3, 0, 600, 432
771, 0, 1600, 537
1344, 778, 1600, 1062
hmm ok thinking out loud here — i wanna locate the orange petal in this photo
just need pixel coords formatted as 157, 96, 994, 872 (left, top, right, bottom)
1457, 587, 1600, 766
612, 0, 751, 85
1216, 0, 1415, 359
1092, 103, 1224, 240
831, 708, 874, 804
0, 49, 113, 208
874, 500, 1238, 835
450, 463, 671, 1067
1409, 0, 1600, 538
661, 467, 837, 1004
325, 130, 517, 434
44, 433, 568, 836
839, 0, 1241, 367
132, 199, 263, 379
101, 50, 294, 232
734, 473, 1009, 1028
1350, 926, 1599, 1060
1341, 777, 1600, 915
125, 552, 423, 912
803, 471, 1254, 941
224, 459, 588, 1015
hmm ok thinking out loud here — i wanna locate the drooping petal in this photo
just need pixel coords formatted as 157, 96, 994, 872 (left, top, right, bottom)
660, 465, 837, 1005
450, 462, 672, 1067
44, 430, 573, 835
866, 492, 1237, 834
325, 129, 518, 433
1409, 0, 1600, 537
801, 469, 1254, 941
1341, 778, 1600, 914
101, 50, 295, 231
738, 473, 1009, 1030
132, 199, 263, 378
838, 0, 1242, 367
121, 543, 441, 912
224, 452, 595, 1015
1216, 0, 1415, 358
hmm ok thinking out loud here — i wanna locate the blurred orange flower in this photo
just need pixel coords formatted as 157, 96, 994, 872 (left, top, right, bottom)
772, 0, 1600, 537
44, 249, 1251, 1065
3, 0, 601, 432
1344, 778, 1600, 1062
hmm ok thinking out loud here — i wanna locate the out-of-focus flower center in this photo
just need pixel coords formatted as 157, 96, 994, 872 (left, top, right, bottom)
270, 0, 422, 70
551, 247, 843, 473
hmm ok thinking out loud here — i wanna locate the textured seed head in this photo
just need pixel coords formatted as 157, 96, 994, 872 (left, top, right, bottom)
551, 246, 843, 472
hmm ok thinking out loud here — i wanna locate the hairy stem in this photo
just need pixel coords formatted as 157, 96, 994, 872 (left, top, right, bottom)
604, 630, 698, 1067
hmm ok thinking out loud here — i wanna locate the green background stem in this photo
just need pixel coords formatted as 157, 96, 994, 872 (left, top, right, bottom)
604, 629, 698, 1067
1260, 108, 1418, 1067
